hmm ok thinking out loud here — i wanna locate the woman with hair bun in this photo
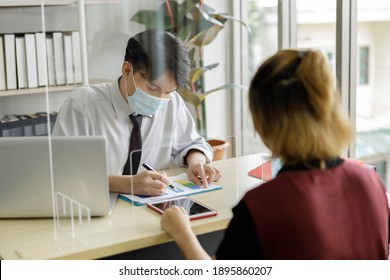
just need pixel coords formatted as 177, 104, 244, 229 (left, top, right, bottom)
160, 49, 390, 260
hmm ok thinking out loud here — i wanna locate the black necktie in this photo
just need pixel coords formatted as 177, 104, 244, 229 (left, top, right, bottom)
122, 114, 143, 175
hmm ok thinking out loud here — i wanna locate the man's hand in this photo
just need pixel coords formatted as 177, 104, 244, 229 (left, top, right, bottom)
185, 151, 222, 188
109, 170, 170, 196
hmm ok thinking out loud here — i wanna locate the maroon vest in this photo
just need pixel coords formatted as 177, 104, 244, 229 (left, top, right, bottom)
244, 161, 389, 259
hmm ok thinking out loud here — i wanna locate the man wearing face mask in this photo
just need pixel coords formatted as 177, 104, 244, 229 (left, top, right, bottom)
52, 29, 221, 196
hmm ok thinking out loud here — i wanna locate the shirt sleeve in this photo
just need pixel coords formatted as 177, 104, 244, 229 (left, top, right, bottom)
215, 200, 264, 260
170, 93, 213, 166
52, 98, 92, 136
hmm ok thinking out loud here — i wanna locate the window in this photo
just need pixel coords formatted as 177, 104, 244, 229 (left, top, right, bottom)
356, 0, 390, 191
244, 0, 390, 192
243, 0, 278, 156
359, 46, 369, 85
296, 0, 337, 66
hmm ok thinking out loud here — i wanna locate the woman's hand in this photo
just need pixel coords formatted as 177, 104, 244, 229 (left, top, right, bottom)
160, 206, 191, 239
161, 205, 212, 260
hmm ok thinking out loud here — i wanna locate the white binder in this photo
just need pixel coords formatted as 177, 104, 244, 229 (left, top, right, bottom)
35, 32, 47, 87
15, 35, 27, 89
53, 32, 65, 85
63, 32, 74, 85
4, 34, 17, 90
25, 33, 38, 88
0, 36, 6, 91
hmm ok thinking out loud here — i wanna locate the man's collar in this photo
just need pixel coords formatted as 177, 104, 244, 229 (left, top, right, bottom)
110, 78, 132, 119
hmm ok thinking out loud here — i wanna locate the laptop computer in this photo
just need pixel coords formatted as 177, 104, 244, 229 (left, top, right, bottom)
0, 136, 112, 218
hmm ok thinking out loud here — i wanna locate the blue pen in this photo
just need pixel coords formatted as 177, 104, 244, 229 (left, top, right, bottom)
142, 163, 177, 191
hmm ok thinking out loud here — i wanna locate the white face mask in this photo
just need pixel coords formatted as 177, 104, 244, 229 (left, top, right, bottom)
125, 71, 170, 116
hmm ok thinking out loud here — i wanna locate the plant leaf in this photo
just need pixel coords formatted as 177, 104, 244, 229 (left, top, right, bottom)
186, 24, 223, 48
130, 10, 160, 28
190, 5, 223, 37
180, 0, 203, 16
177, 24, 193, 42
177, 87, 202, 108
156, 1, 182, 31
211, 13, 252, 33
189, 63, 219, 84
187, 48, 196, 68
131, 1, 194, 33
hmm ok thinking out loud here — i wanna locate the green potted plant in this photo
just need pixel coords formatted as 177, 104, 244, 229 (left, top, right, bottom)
131, 0, 249, 159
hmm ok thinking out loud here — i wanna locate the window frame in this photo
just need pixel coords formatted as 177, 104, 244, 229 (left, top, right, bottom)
237, 0, 358, 158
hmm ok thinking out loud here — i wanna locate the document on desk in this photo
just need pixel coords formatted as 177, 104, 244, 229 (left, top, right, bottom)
119, 173, 222, 206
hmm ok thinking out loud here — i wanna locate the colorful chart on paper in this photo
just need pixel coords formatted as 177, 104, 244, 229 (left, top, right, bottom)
119, 173, 222, 206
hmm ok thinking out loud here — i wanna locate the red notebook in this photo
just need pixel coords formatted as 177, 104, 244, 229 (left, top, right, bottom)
248, 158, 282, 181
248, 157, 375, 181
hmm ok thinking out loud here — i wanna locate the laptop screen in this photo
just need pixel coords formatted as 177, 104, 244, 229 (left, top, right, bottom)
0, 136, 111, 218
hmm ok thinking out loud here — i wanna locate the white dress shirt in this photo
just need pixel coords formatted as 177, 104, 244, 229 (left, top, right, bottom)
52, 80, 213, 175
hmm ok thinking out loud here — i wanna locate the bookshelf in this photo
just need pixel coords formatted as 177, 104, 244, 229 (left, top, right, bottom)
0, 1, 119, 7
0, 0, 118, 132
0, 85, 80, 97
0, 0, 118, 97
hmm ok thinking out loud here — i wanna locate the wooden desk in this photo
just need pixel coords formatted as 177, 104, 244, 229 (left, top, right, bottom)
0, 154, 264, 260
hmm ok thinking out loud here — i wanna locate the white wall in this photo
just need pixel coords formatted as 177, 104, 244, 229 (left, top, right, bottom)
202, 0, 231, 140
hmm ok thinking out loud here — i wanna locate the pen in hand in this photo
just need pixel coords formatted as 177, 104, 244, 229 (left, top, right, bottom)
142, 163, 177, 191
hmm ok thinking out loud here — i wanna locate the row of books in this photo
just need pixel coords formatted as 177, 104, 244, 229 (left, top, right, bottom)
0, 31, 82, 91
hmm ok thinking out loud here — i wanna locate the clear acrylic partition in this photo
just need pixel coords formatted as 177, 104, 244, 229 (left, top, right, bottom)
0, 2, 93, 259
0, 0, 267, 260
39, 135, 95, 254
120, 136, 261, 232
55, 192, 91, 242
50, 134, 115, 248
45, 1, 93, 254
